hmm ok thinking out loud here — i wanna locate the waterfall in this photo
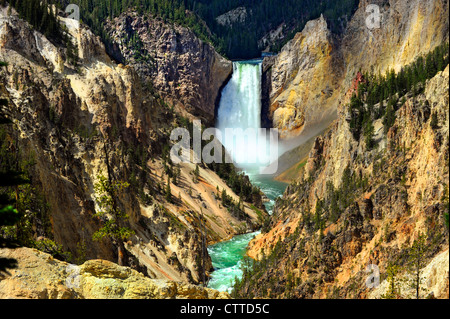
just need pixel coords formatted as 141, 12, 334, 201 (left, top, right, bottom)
216, 60, 277, 172
208, 60, 288, 293
216, 60, 262, 131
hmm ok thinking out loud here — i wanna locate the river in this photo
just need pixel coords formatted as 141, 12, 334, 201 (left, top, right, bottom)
208, 59, 288, 292
207, 173, 286, 293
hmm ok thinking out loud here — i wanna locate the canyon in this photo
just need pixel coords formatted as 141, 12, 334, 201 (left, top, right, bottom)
0, 0, 449, 300
0, 4, 266, 298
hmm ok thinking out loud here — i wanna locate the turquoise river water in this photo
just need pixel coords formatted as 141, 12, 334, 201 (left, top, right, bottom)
207, 172, 287, 293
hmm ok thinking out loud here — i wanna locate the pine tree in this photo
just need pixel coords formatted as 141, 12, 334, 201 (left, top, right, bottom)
430, 111, 439, 130
165, 175, 172, 202
172, 165, 179, 185
376, 99, 384, 119
364, 120, 375, 150
381, 262, 401, 299
383, 101, 396, 134
192, 164, 200, 183
425, 54, 437, 80
408, 233, 428, 299
381, 263, 400, 299
348, 94, 364, 140
92, 174, 134, 265
445, 211, 449, 230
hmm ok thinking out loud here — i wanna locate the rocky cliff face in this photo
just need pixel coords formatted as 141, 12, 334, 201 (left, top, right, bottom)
241, 63, 449, 298
244, 0, 450, 298
342, 0, 449, 81
104, 11, 232, 124
216, 7, 248, 26
0, 6, 265, 289
264, 0, 449, 140
263, 15, 343, 139
0, 247, 230, 299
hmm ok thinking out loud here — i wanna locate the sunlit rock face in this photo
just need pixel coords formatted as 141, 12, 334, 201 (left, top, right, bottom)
264, 0, 449, 139
240, 0, 450, 299
264, 15, 343, 140
0, 247, 231, 299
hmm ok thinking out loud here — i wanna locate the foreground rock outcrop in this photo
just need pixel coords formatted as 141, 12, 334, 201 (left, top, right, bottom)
0, 247, 229, 299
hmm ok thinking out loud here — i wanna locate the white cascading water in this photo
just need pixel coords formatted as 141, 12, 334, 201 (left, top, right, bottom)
217, 60, 262, 131
215, 59, 286, 209
216, 60, 275, 170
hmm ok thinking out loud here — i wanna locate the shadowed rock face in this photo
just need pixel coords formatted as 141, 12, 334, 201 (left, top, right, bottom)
104, 11, 232, 125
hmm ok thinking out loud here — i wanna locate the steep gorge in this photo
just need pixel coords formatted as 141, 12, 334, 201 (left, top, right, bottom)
0, 5, 265, 296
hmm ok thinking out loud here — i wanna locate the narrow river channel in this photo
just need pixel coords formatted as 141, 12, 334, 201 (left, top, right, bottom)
207, 172, 287, 293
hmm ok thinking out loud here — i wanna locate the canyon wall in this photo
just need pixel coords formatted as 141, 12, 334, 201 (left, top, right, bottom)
104, 11, 232, 124
264, 0, 449, 140
240, 0, 449, 298
263, 15, 343, 139
243, 62, 449, 299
